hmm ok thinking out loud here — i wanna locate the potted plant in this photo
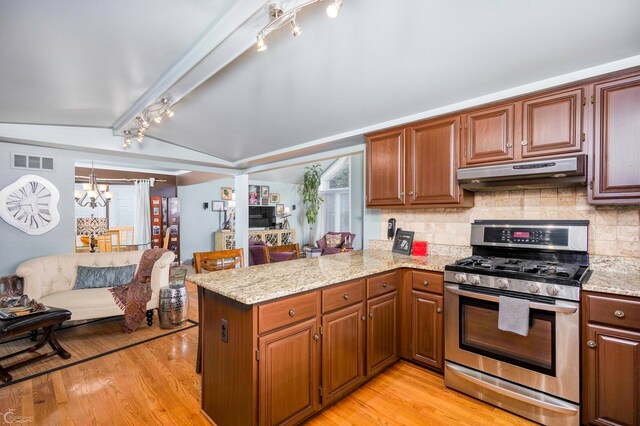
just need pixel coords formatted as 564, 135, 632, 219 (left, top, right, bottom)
298, 164, 323, 248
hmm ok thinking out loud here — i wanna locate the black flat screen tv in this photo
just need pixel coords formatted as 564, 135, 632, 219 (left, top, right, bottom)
249, 206, 276, 228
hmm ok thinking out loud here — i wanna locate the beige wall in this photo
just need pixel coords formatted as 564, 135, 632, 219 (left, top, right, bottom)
380, 188, 640, 258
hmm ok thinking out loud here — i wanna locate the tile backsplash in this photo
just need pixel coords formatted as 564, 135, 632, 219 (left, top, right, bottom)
380, 188, 640, 258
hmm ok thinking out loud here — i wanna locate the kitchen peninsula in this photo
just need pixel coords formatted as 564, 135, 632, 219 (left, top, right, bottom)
187, 250, 455, 426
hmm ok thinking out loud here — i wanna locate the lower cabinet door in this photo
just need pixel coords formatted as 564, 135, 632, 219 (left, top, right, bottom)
585, 324, 640, 426
322, 303, 365, 404
259, 318, 320, 426
366, 291, 398, 376
411, 291, 443, 370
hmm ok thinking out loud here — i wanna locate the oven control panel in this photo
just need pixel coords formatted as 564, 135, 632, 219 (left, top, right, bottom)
483, 227, 568, 246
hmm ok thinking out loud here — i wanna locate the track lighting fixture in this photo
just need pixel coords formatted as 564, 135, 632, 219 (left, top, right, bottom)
120, 98, 176, 149
256, 0, 343, 52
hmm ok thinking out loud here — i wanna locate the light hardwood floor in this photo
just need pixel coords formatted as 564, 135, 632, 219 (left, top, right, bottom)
0, 282, 533, 426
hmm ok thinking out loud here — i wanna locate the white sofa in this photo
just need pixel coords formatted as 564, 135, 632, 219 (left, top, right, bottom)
16, 251, 175, 322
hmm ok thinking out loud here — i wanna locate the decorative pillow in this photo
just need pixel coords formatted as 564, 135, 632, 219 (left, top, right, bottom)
73, 265, 137, 290
325, 234, 343, 248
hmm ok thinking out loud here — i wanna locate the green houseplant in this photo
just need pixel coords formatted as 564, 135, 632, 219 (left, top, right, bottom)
298, 164, 324, 247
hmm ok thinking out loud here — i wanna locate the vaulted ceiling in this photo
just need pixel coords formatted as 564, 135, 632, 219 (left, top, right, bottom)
1, 0, 640, 168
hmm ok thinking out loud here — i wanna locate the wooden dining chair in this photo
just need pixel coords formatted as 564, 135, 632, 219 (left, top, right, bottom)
192, 248, 245, 374
112, 226, 134, 245
105, 230, 121, 252
264, 243, 300, 263
163, 228, 171, 250
95, 234, 113, 252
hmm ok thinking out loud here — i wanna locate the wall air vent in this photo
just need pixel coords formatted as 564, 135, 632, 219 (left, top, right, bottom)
11, 153, 55, 171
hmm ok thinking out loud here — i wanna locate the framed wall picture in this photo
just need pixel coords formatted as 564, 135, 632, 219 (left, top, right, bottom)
221, 187, 233, 201
276, 204, 285, 215
392, 230, 414, 255
211, 200, 225, 211
249, 185, 260, 205
260, 185, 270, 199
261, 197, 269, 206
270, 193, 281, 203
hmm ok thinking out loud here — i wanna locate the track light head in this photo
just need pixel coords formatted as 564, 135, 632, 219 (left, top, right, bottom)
256, 34, 268, 52
290, 18, 302, 36
165, 108, 175, 118
326, 0, 343, 18
154, 115, 163, 124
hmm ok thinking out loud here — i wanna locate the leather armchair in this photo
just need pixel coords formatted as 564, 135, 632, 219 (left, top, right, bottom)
316, 232, 356, 256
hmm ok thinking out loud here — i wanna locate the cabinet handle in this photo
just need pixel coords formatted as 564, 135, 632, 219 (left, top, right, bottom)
289, 309, 295, 317
521, 140, 528, 146
423, 280, 429, 286
506, 141, 513, 148
343, 293, 349, 300
369, 312, 374, 319
400, 192, 405, 197
361, 315, 366, 322
436, 307, 442, 313
382, 282, 388, 288
587, 340, 596, 348
313, 333, 319, 341
614, 310, 625, 318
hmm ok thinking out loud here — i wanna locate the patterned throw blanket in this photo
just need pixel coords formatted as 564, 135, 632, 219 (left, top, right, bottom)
110, 248, 170, 333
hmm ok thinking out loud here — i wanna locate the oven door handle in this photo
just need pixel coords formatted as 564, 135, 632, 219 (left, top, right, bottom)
445, 286, 578, 314
446, 363, 579, 415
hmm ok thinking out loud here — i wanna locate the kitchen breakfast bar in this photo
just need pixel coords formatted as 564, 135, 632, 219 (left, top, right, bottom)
187, 250, 455, 426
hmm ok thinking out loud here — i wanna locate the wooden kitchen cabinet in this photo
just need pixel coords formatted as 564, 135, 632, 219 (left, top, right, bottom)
407, 115, 470, 206
366, 128, 405, 206
258, 317, 320, 426
583, 291, 640, 426
520, 87, 585, 159
321, 303, 365, 405
590, 71, 640, 204
462, 103, 515, 166
366, 291, 398, 376
410, 291, 443, 370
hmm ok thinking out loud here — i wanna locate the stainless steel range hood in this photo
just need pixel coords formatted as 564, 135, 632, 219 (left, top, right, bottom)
457, 155, 586, 191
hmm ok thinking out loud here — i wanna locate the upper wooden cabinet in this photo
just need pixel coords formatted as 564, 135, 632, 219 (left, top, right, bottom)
407, 116, 462, 206
366, 128, 405, 206
590, 71, 640, 204
462, 104, 515, 166
520, 87, 585, 159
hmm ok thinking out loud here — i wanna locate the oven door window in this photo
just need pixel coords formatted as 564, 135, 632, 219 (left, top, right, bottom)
459, 296, 556, 376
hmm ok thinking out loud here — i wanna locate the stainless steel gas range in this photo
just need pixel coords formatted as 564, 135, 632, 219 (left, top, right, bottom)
444, 220, 591, 426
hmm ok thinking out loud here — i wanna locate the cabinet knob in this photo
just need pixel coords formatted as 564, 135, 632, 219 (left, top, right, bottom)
343, 293, 349, 300
289, 309, 295, 317
506, 141, 513, 148
614, 310, 625, 318
423, 280, 429, 286
400, 192, 405, 197
361, 315, 366, 322
521, 140, 528, 146
587, 340, 596, 348
408, 191, 414, 196
313, 333, 319, 341
436, 307, 442, 313
382, 282, 388, 288
369, 312, 374, 319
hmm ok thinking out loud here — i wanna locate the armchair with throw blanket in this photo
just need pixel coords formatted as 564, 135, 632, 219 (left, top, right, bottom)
316, 232, 356, 256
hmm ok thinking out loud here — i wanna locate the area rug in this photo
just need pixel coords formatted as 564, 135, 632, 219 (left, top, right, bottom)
0, 315, 198, 388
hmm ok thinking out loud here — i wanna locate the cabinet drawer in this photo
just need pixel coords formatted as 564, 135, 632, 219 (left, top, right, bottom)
411, 270, 444, 294
322, 280, 364, 314
586, 293, 640, 330
367, 271, 399, 299
258, 292, 319, 334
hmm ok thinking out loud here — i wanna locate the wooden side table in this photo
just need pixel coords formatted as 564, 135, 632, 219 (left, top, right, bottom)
0, 307, 72, 382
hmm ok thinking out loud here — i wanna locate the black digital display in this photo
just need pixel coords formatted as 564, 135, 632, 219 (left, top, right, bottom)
484, 227, 569, 246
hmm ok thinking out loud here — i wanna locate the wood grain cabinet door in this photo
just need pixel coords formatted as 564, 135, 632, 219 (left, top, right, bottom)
365, 129, 405, 207
406, 116, 460, 206
411, 291, 443, 370
259, 318, 320, 426
591, 72, 640, 203
321, 303, 365, 405
520, 87, 586, 159
366, 291, 398, 376
462, 104, 515, 166
585, 324, 640, 426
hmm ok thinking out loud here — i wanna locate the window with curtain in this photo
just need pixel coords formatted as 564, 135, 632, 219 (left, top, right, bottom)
74, 184, 135, 232
318, 157, 351, 237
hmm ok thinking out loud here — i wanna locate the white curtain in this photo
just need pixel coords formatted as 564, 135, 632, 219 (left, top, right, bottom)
133, 180, 151, 245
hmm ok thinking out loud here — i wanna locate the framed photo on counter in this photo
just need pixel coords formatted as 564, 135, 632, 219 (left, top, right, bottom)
392, 230, 414, 255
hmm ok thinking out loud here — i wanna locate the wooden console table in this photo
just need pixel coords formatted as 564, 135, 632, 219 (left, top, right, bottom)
213, 229, 296, 250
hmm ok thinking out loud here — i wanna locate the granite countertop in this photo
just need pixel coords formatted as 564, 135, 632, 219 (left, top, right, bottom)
583, 271, 640, 298
187, 250, 457, 305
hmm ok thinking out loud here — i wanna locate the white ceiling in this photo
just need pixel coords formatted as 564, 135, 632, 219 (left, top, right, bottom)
250, 158, 336, 184
0, 0, 234, 126
148, 0, 640, 162
1, 0, 640, 167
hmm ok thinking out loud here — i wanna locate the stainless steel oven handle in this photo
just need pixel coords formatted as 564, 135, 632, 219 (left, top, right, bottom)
445, 286, 577, 314
446, 363, 579, 415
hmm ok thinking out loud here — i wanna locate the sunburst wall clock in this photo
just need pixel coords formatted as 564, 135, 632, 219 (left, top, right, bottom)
0, 175, 60, 235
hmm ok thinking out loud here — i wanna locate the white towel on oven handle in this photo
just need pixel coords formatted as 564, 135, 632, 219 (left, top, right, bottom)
498, 295, 530, 337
